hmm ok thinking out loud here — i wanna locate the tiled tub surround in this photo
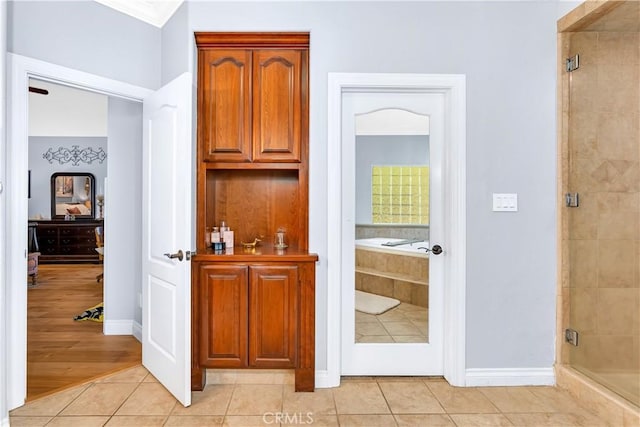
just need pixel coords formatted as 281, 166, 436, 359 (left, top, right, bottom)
558, 0, 640, 416
355, 239, 429, 308
356, 224, 429, 241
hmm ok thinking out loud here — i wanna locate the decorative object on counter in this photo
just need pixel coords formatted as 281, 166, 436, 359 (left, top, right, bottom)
274, 228, 287, 249
241, 237, 262, 249
43, 145, 107, 165
96, 194, 104, 219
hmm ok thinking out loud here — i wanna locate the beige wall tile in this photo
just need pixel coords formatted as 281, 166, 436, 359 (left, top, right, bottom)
597, 192, 640, 214
598, 211, 639, 240
569, 191, 598, 238
570, 287, 598, 334
570, 240, 598, 288
597, 288, 640, 334
598, 32, 640, 66
598, 111, 640, 160
570, 64, 599, 114
569, 111, 598, 159
392, 281, 413, 304
598, 240, 639, 288
569, 32, 598, 66
412, 284, 428, 308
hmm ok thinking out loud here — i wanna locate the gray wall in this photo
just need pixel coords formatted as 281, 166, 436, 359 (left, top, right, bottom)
5, 0, 562, 373
355, 135, 429, 224
28, 137, 108, 219
105, 97, 143, 324
187, 1, 558, 371
7, 1, 161, 90
161, 2, 190, 86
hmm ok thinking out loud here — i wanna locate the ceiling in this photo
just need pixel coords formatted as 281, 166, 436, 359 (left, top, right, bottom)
94, 0, 185, 28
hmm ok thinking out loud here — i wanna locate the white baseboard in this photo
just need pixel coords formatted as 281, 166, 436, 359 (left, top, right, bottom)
315, 370, 340, 389
466, 368, 555, 387
103, 320, 133, 336
132, 321, 142, 342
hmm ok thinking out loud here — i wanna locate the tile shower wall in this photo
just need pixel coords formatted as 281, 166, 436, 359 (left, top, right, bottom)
566, 27, 639, 405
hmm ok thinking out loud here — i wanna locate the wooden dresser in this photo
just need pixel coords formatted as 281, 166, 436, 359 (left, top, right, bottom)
192, 32, 317, 392
34, 219, 103, 263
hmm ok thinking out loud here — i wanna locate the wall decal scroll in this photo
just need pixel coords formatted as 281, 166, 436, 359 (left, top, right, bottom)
43, 145, 107, 166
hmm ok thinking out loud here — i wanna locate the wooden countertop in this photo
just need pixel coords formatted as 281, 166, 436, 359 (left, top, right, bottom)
193, 244, 318, 263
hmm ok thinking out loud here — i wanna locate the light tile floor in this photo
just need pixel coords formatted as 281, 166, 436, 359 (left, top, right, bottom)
10, 365, 619, 426
356, 302, 428, 343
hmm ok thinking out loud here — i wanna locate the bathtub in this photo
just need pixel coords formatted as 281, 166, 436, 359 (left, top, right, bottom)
355, 237, 429, 308
355, 237, 429, 258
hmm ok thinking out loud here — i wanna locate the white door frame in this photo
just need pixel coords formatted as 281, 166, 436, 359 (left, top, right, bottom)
326, 73, 467, 387
5, 53, 151, 410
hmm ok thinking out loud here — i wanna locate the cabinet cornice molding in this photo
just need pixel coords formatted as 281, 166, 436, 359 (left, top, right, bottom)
195, 32, 310, 49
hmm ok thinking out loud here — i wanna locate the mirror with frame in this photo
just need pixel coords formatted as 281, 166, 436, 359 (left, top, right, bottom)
51, 172, 96, 219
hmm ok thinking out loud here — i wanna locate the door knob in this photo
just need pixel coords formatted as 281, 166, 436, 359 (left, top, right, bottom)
417, 245, 443, 255
164, 250, 184, 261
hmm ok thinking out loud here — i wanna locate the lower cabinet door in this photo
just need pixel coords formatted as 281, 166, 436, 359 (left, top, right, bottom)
249, 265, 298, 368
199, 264, 248, 367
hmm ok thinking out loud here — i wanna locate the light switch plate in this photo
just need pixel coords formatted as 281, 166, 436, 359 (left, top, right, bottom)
493, 193, 518, 212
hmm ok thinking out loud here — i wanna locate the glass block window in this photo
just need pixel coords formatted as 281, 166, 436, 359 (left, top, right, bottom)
371, 166, 429, 224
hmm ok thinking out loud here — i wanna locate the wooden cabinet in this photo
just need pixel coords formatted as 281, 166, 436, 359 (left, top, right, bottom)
34, 220, 103, 263
196, 263, 298, 369
197, 34, 308, 163
192, 252, 316, 392
193, 31, 315, 393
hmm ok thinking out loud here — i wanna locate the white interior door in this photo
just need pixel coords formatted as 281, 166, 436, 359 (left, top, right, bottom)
341, 91, 445, 375
142, 72, 192, 406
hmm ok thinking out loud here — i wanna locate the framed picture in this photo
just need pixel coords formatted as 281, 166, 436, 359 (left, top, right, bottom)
55, 175, 73, 197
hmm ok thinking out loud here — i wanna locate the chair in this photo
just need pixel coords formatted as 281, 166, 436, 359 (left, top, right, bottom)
95, 226, 104, 282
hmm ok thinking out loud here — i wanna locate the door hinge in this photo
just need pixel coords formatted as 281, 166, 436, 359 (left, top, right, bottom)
565, 328, 579, 346
565, 192, 579, 208
566, 55, 579, 72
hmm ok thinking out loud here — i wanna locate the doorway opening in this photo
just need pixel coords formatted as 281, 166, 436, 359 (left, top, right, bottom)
6, 53, 151, 410
325, 73, 467, 387
26, 78, 141, 400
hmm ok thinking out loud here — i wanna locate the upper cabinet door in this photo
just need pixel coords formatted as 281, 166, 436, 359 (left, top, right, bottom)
252, 50, 304, 163
199, 50, 252, 162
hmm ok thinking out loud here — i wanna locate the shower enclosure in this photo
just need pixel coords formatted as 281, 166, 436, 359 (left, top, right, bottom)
559, 0, 639, 410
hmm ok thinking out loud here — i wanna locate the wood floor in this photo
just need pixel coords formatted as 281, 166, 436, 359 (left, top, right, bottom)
27, 264, 141, 401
